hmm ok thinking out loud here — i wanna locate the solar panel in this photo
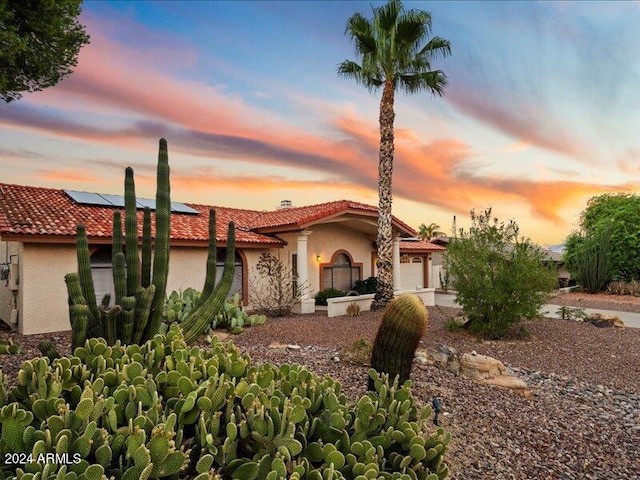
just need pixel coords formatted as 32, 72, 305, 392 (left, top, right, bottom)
98, 194, 126, 207
64, 190, 112, 206
136, 198, 156, 209
171, 202, 200, 214
64, 189, 199, 214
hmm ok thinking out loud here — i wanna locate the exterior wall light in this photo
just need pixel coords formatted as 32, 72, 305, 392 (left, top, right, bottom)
316, 255, 322, 262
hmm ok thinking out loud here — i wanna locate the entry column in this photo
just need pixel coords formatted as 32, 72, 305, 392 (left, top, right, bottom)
295, 230, 316, 314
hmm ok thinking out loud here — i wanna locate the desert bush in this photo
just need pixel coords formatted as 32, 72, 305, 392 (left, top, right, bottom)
444, 208, 557, 339
346, 302, 361, 317
249, 252, 303, 317
314, 288, 347, 306
341, 338, 372, 365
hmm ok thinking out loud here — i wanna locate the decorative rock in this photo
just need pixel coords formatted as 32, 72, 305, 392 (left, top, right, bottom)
481, 375, 534, 399
416, 344, 461, 375
461, 352, 507, 379
452, 314, 471, 328
586, 314, 625, 328
287, 344, 302, 350
418, 347, 533, 398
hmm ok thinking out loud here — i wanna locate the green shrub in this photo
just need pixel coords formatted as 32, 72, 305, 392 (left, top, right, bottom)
353, 276, 377, 295
0, 326, 451, 479
556, 306, 588, 321
444, 208, 557, 339
314, 288, 347, 306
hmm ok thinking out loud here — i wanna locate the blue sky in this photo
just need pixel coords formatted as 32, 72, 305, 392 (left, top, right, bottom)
1, 0, 639, 244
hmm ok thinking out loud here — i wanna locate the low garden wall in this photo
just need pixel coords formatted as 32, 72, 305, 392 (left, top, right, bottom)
326, 288, 435, 318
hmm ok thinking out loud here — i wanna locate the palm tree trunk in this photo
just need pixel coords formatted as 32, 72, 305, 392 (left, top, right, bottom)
372, 79, 396, 309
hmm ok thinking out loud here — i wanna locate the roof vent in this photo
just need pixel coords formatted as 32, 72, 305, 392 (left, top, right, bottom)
277, 199, 294, 210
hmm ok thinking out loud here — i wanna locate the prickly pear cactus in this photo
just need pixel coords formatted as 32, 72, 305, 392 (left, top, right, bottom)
211, 292, 267, 334
162, 288, 201, 328
0, 325, 449, 480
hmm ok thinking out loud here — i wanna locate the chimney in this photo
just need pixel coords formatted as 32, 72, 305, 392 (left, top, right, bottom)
277, 199, 294, 210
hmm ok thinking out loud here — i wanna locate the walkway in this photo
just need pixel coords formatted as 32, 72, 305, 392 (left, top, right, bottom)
434, 293, 640, 329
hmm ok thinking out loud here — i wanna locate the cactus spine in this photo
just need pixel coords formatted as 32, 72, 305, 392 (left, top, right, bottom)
181, 222, 236, 344
368, 294, 428, 391
147, 137, 171, 337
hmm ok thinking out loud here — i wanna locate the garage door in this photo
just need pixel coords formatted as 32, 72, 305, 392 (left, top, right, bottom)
399, 256, 424, 290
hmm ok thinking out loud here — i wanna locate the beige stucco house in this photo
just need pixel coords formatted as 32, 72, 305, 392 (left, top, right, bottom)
0, 183, 443, 335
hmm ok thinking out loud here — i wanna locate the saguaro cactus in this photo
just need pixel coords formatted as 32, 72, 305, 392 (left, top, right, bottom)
368, 294, 428, 391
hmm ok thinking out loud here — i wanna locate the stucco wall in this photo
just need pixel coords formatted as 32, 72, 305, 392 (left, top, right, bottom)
166, 247, 208, 295
0, 241, 21, 327
21, 243, 76, 335
278, 224, 375, 298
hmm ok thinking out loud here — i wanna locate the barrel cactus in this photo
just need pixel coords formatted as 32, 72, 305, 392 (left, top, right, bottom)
369, 294, 429, 391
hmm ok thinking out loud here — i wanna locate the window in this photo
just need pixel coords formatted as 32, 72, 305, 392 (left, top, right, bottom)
412, 257, 423, 264
322, 252, 361, 291
216, 249, 244, 298
90, 246, 115, 306
400, 256, 411, 264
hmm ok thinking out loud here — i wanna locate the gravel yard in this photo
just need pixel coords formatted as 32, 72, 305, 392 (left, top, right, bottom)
1, 292, 639, 479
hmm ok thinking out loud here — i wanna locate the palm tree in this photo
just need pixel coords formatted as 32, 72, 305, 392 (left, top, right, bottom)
418, 222, 445, 241
338, 0, 451, 308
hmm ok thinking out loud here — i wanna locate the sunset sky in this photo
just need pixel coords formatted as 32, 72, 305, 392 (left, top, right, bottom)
1, 1, 639, 245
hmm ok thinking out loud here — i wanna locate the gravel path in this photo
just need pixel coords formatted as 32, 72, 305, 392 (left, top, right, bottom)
1, 297, 639, 479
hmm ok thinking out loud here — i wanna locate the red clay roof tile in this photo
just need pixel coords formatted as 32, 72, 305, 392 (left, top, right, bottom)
0, 183, 434, 249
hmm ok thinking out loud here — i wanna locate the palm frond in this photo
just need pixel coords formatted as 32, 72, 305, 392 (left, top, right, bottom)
396, 10, 431, 47
374, 0, 401, 34
398, 70, 447, 95
347, 13, 376, 54
417, 36, 452, 60
337, 60, 383, 91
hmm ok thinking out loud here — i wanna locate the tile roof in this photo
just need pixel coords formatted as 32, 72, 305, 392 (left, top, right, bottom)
0, 183, 281, 246
400, 239, 446, 252
0, 183, 427, 248
248, 199, 417, 235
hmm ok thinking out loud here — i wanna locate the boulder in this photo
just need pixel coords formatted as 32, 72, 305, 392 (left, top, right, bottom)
418, 348, 533, 399
586, 313, 625, 328
451, 315, 471, 328
460, 351, 506, 379
416, 344, 460, 375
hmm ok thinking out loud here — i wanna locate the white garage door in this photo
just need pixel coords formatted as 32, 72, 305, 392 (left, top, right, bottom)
399, 256, 424, 290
